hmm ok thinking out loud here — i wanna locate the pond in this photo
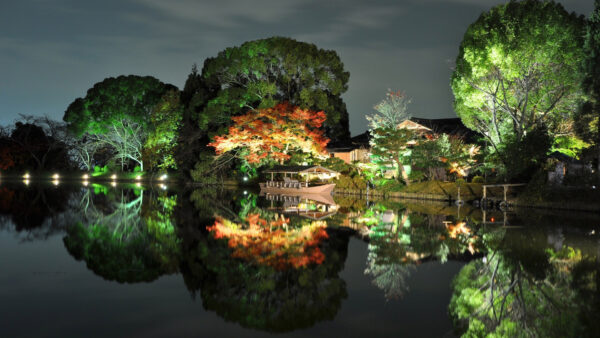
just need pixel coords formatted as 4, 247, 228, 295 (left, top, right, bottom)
0, 182, 598, 337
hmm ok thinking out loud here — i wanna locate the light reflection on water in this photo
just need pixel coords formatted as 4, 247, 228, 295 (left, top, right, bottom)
0, 182, 598, 337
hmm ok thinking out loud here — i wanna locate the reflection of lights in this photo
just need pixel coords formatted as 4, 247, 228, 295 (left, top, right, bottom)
82, 174, 89, 180
159, 174, 167, 181
136, 182, 141, 188
111, 181, 117, 187
52, 179, 60, 186
490, 217, 495, 223
159, 184, 167, 190
111, 174, 117, 180
243, 190, 248, 195
135, 175, 141, 180
83, 180, 89, 187
24, 179, 30, 186
52, 173, 60, 180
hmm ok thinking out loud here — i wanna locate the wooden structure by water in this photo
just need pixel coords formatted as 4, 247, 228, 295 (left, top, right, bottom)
480, 183, 526, 209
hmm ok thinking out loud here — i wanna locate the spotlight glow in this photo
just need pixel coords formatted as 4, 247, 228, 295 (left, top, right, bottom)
23, 173, 30, 179
83, 180, 89, 187
159, 174, 168, 181
111, 181, 117, 187
52, 179, 59, 186
135, 175, 142, 181
136, 182, 141, 188
111, 174, 117, 180
24, 179, 30, 186
82, 174, 89, 180
52, 173, 60, 180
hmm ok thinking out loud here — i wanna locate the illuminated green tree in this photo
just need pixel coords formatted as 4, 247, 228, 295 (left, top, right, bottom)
143, 90, 183, 171
451, 0, 586, 168
63, 75, 177, 171
577, 0, 600, 179
370, 127, 416, 184
194, 37, 350, 143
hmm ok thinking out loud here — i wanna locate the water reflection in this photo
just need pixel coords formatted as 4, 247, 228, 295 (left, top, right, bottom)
0, 183, 598, 336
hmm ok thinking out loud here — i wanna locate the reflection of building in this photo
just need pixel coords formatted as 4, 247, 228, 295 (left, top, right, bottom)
262, 193, 338, 220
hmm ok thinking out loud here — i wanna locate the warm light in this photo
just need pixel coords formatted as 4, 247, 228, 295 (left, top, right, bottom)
159, 184, 167, 190
24, 179, 30, 186
52, 179, 59, 186
23, 173, 30, 179
135, 175, 141, 180
52, 173, 60, 180
136, 182, 141, 188
111, 174, 117, 180
243, 176, 248, 182
490, 217, 495, 223
159, 174, 167, 181
82, 174, 89, 180
243, 190, 248, 195
111, 181, 117, 187
83, 180, 89, 187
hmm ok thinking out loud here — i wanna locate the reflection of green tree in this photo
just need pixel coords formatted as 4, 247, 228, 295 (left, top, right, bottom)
449, 246, 599, 337
362, 204, 485, 300
178, 194, 350, 332
364, 209, 415, 300
64, 187, 180, 283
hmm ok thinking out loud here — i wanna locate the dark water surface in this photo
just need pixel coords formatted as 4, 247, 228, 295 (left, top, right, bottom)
0, 182, 598, 337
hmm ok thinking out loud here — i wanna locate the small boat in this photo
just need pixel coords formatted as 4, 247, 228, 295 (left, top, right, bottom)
260, 165, 339, 195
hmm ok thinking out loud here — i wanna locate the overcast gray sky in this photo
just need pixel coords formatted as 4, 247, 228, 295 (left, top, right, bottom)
0, 0, 594, 135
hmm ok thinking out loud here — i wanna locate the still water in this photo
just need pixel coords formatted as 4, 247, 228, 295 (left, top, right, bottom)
0, 182, 598, 337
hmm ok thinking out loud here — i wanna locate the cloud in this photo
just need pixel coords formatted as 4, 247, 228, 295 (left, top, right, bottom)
133, 0, 307, 28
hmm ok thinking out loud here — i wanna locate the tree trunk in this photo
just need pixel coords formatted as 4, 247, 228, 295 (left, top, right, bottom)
393, 155, 410, 186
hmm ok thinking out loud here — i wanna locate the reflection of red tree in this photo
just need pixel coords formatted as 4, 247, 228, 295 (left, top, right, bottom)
444, 222, 478, 254
207, 214, 329, 270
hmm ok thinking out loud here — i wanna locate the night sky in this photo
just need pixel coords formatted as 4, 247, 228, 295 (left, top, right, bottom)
0, 0, 594, 135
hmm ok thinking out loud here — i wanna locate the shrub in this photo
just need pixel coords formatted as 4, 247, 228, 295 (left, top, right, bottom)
472, 176, 484, 183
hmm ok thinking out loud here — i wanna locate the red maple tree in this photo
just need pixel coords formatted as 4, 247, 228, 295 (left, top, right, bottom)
208, 103, 329, 165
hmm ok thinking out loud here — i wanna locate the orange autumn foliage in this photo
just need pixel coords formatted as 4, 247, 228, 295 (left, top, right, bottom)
208, 103, 329, 165
207, 213, 329, 270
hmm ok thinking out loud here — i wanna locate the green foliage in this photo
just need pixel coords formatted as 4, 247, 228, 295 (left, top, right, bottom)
63, 75, 177, 171
370, 127, 416, 184
143, 90, 183, 171
551, 135, 590, 159
452, 0, 585, 168
449, 252, 582, 337
197, 37, 351, 142
471, 175, 484, 183
64, 75, 176, 136
366, 90, 411, 130
190, 159, 218, 184
576, 1, 600, 172
494, 125, 552, 181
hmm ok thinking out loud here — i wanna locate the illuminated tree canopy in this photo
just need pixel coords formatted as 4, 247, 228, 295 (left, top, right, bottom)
208, 103, 329, 166
451, 0, 586, 161
195, 37, 350, 142
577, 0, 600, 177
63, 75, 178, 171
